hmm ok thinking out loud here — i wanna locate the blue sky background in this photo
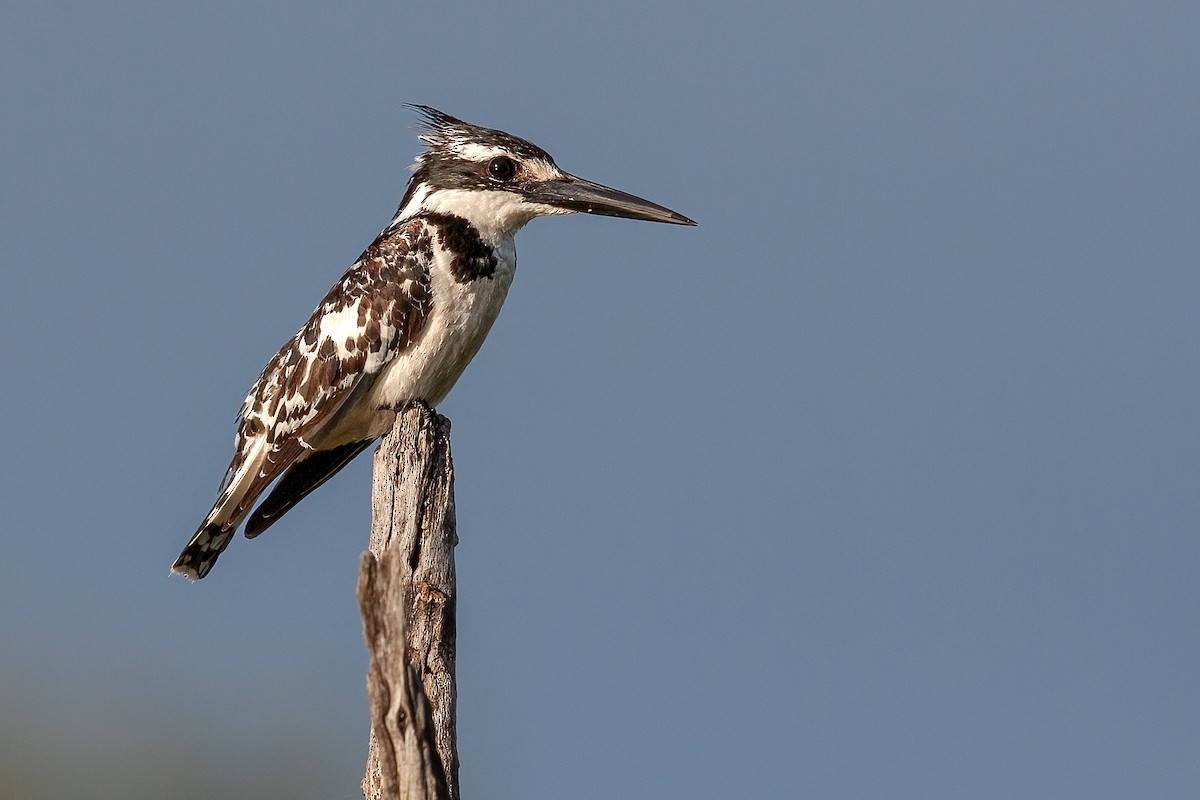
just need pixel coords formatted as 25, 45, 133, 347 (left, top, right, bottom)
2, 2, 1198, 798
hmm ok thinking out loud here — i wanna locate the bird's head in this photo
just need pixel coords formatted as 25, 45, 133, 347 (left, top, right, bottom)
393, 106, 696, 238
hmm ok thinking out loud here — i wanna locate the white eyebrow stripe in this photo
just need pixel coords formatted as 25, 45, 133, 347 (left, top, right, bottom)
453, 143, 509, 161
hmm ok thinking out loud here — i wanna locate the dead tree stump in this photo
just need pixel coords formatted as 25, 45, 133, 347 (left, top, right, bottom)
358, 404, 457, 800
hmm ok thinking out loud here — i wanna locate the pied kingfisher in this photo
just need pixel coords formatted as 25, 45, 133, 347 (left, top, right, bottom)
172, 106, 695, 579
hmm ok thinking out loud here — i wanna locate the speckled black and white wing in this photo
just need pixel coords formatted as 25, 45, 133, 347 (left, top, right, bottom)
171, 223, 434, 579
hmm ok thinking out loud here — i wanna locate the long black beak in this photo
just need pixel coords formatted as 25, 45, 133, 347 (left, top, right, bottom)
526, 174, 697, 225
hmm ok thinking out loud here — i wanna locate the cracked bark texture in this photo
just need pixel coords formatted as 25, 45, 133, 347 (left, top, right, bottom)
360, 404, 457, 800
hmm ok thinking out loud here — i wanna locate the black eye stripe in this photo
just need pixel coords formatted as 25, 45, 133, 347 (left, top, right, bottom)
487, 156, 517, 182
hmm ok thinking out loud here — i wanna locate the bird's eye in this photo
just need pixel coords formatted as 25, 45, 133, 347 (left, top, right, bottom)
487, 156, 518, 182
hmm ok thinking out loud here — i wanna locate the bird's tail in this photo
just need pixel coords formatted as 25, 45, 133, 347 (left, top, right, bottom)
171, 521, 238, 580
172, 438, 269, 580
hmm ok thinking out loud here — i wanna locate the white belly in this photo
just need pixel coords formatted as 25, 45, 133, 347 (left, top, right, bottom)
359, 248, 515, 438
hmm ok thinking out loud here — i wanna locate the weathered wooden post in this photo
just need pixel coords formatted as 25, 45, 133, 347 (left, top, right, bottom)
358, 403, 457, 800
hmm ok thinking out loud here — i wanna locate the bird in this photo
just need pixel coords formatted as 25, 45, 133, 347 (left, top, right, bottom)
172, 105, 695, 579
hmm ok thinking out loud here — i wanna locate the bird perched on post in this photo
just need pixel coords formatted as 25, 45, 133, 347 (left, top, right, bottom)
172, 106, 695, 579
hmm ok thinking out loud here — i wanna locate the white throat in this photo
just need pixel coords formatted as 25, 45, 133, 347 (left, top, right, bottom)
393, 185, 568, 242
